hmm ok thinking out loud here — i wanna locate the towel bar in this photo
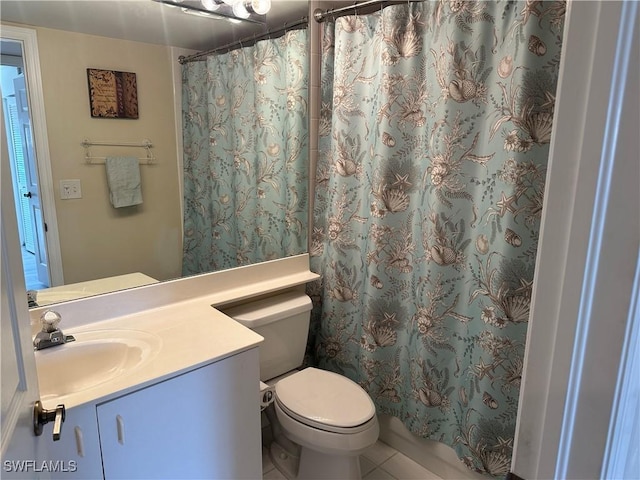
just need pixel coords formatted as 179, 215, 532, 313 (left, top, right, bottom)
81, 138, 155, 164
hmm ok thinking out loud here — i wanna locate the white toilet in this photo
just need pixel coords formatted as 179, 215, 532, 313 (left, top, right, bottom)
222, 291, 379, 480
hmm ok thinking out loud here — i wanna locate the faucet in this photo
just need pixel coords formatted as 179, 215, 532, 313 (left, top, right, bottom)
33, 310, 75, 351
27, 290, 38, 307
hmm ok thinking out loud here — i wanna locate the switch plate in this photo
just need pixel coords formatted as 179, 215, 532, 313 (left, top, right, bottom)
60, 179, 82, 199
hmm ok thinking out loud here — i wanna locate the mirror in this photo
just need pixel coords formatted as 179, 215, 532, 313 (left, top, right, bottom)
0, 1, 310, 307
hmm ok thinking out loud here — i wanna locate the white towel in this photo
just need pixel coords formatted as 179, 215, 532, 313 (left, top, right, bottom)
105, 156, 143, 208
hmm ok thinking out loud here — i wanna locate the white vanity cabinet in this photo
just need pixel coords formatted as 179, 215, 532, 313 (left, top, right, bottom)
97, 348, 262, 479
45, 402, 104, 479
48, 348, 262, 479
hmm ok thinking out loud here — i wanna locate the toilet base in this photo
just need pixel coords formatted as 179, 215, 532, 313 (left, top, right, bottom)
270, 441, 300, 479
297, 447, 362, 480
270, 440, 363, 480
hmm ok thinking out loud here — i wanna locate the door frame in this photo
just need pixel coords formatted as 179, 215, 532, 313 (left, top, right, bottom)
512, 1, 639, 478
1, 24, 63, 287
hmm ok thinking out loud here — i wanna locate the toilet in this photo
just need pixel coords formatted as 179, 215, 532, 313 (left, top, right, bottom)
222, 291, 379, 480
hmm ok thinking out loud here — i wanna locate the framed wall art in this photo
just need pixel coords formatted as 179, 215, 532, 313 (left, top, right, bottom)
87, 68, 139, 119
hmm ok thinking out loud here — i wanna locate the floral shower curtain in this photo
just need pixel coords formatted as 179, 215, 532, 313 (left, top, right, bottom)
182, 29, 309, 275
309, 1, 565, 476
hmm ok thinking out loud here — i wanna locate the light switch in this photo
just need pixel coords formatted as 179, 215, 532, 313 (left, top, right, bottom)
60, 179, 82, 199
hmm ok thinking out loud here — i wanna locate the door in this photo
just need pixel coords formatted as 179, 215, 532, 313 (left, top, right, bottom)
13, 75, 49, 287
1, 100, 49, 477
2, 93, 32, 252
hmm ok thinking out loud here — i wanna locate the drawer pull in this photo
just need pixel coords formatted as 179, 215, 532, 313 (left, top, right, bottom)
74, 426, 85, 457
116, 415, 125, 445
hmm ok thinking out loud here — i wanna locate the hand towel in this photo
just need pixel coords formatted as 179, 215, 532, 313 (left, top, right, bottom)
105, 156, 143, 208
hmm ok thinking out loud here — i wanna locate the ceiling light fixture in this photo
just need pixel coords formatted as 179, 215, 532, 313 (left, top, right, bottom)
245, 0, 271, 15
232, 0, 271, 17
152, 0, 267, 24
200, 0, 220, 11
232, 2, 250, 19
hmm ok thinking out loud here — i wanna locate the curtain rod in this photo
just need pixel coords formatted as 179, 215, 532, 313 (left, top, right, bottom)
179, 17, 308, 64
314, 0, 424, 23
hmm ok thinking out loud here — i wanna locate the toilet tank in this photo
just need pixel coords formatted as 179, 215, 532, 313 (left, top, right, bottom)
221, 291, 312, 381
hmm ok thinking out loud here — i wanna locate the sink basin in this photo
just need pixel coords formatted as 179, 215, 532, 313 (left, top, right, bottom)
35, 329, 162, 402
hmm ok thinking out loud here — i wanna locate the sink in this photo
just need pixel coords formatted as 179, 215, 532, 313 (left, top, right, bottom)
35, 329, 162, 402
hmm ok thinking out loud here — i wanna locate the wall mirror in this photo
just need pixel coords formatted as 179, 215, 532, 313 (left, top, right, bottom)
0, 0, 310, 308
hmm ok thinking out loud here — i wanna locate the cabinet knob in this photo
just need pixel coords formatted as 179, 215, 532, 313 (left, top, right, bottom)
33, 401, 66, 441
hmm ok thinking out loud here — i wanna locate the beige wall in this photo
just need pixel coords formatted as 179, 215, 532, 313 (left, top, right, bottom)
35, 27, 182, 284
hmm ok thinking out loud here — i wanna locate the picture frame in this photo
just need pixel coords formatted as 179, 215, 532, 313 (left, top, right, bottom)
87, 68, 139, 119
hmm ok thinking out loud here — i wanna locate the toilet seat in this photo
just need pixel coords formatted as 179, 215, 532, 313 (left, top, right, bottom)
275, 367, 376, 434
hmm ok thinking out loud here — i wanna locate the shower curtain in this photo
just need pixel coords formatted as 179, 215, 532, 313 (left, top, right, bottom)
182, 29, 309, 275
309, 1, 565, 475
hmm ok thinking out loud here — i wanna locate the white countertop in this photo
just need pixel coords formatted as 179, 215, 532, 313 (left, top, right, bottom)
30, 254, 319, 330
33, 254, 318, 410
35, 272, 158, 306
37, 297, 263, 410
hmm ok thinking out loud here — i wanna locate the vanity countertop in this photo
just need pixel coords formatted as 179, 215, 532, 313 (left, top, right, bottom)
32, 254, 319, 410
30, 254, 319, 331
36, 299, 263, 410
35, 272, 159, 306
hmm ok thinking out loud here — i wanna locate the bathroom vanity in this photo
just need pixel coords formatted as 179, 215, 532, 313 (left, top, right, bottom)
37, 303, 262, 480
29, 255, 319, 480
45, 348, 259, 479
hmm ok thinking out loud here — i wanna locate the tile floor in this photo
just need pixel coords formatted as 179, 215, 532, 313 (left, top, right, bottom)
262, 440, 442, 480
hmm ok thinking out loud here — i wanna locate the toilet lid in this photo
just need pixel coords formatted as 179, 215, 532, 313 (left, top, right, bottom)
275, 368, 375, 429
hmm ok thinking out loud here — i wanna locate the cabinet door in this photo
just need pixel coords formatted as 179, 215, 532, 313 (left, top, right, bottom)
97, 349, 262, 479
44, 403, 103, 479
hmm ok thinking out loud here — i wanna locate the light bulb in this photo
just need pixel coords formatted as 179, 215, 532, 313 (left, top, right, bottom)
248, 0, 270, 15
201, 0, 220, 10
232, 2, 250, 18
